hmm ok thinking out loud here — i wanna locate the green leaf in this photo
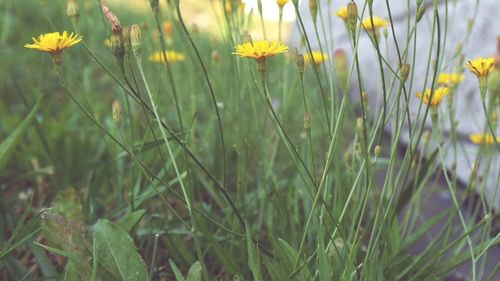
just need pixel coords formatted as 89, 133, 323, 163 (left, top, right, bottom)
0, 94, 42, 170
116, 209, 146, 234
62, 260, 81, 281
169, 259, 186, 281
186, 261, 202, 281
91, 219, 149, 281
246, 225, 262, 281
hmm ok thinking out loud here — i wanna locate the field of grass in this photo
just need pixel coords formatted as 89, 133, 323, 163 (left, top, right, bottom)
1, 0, 499, 280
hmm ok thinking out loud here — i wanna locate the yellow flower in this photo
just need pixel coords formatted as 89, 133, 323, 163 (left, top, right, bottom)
335, 6, 348, 21
148, 51, 186, 63
465, 57, 494, 78
360, 16, 389, 31
437, 73, 464, 86
469, 133, 500, 145
233, 40, 288, 61
25, 31, 82, 54
277, 0, 290, 8
304, 51, 328, 65
415, 87, 449, 107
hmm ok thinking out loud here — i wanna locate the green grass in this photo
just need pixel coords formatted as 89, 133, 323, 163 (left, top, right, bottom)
0, 0, 499, 280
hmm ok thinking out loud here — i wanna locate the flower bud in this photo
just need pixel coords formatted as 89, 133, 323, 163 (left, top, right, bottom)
416, 4, 425, 23
130, 24, 142, 58
122, 26, 132, 54
67, 0, 79, 23
112, 100, 121, 125
347, 2, 358, 34
400, 63, 410, 84
309, 0, 318, 23
304, 112, 311, 129
374, 145, 381, 157
150, 0, 159, 11
296, 53, 305, 78
334, 49, 348, 91
242, 32, 252, 43
111, 30, 125, 70
383, 28, 388, 39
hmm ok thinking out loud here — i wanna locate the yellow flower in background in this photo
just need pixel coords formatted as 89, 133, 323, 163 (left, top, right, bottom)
25, 31, 82, 54
415, 87, 449, 107
465, 57, 494, 78
469, 133, 500, 145
233, 40, 288, 60
277, 0, 290, 8
148, 51, 186, 63
304, 51, 328, 65
360, 16, 389, 31
335, 6, 348, 21
437, 73, 464, 86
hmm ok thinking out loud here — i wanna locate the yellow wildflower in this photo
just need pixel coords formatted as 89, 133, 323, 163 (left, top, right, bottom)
415, 87, 449, 107
465, 57, 494, 78
25, 31, 82, 65
360, 16, 389, 31
148, 51, 186, 63
469, 133, 500, 145
25, 31, 82, 54
304, 51, 328, 65
335, 6, 348, 21
233, 40, 288, 61
277, 0, 290, 8
437, 73, 464, 86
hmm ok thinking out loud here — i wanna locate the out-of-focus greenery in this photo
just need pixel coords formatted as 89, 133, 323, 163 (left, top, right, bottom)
1, 0, 499, 280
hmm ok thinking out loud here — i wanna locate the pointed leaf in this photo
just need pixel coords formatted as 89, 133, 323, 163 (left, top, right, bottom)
92, 219, 149, 281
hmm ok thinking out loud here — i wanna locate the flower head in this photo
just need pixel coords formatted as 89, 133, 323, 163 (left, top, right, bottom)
277, 0, 290, 8
437, 72, 464, 86
233, 40, 288, 61
304, 51, 328, 65
360, 16, 389, 31
465, 57, 494, 78
469, 133, 500, 145
415, 87, 449, 107
334, 6, 348, 21
148, 51, 186, 64
25, 31, 82, 54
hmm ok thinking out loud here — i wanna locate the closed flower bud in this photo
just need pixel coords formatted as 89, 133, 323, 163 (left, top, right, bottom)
416, 4, 425, 23
309, 0, 318, 23
334, 49, 348, 91
112, 100, 121, 125
150, 0, 159, 11
191, 23, 199, 35
242, 32, 252, 43
422, 130, 431, 146
211, 50, 220, 64
130, 24, 142, 58
400, 63, 410, 84
122, 26, 132, 54
347, 2, 358, 34
374, 145, 381, 157
296, 53, 305, 78
111, 30, 125, 70
67, 0, 79, 23
488, 69, 500, 101
304, 112, 311, 129
383, 28, 388, 38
